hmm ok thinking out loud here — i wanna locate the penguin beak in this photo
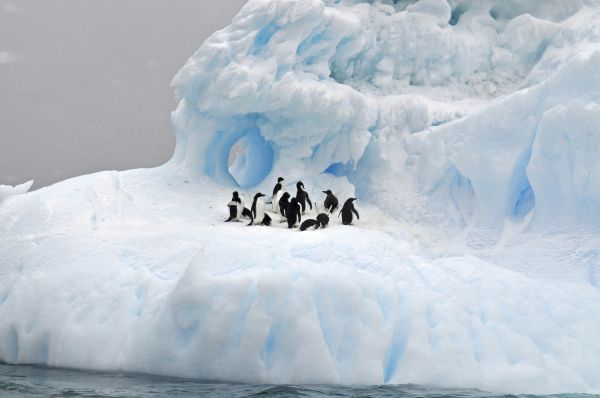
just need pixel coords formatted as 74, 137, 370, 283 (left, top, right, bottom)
322, 191, 327, 194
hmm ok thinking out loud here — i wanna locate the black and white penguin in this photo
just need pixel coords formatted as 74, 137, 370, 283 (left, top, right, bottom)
225, 192, 252, 222
339, 198, 360, 225
295, 181, 312, 213
248, 193, 272, 226
286, 197, 302, 228
272, 177, 285, 197
316, 213, 330, 228
272, 177, 287, 213
299, 219, 319, 231
299, 213, 329, 231
278, 192, 291, 218
322, 190, 339, 214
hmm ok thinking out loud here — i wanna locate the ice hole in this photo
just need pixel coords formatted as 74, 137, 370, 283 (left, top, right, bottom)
227, 127, 274, 188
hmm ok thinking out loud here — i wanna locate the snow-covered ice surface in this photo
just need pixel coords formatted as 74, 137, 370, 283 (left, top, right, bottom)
2, 0, 600, 394
0, 181, 33, 203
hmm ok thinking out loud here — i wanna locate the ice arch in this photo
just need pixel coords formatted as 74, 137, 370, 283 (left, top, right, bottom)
204, 120, 275, 189
228, 127, 275, 188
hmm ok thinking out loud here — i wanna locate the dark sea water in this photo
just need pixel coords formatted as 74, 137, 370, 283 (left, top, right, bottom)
0, 364, 597, 398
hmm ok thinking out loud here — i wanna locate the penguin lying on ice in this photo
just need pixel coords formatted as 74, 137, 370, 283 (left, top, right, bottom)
317, 212, 330, 228
299, 213, 329, 231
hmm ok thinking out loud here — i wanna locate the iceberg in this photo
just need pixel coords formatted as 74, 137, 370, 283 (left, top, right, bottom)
0, 181, 33, 203
1, 0, 600, 393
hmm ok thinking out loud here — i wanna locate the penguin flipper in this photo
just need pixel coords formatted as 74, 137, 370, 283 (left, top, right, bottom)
353, 208, 360, 220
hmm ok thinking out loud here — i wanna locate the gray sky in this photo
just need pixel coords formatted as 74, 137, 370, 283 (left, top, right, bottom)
0, 0, 247, 189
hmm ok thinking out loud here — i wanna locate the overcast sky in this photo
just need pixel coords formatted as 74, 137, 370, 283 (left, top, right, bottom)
0, 0, 247, 189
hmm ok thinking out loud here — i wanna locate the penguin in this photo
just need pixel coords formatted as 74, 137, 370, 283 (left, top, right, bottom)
248, 193, 272, 226
295, 181, 312, 213
322, 190, 339, 214
278, 192, 291, 218
286, 197, 302, 228
242, 207, 253, 219
272, 178, 287, 214
299, 213, 329, 231
316, 213, 330, 228
339, 198, 360, 225
225, 192, 252, 222
299, 219, 319, 231
272, 177, 285, 197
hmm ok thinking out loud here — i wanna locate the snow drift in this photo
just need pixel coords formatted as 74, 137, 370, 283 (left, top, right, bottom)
1, 0, 600, 393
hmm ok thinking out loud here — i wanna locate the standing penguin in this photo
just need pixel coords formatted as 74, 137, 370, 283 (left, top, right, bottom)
272, 177, 285, 197
278, 192, 291, 218
272, 177, 287, 214
322, 190, 339, 214
248, 193, 272, 226
339, 198, 360, 225
226, 192, 252, 222
286, 197, 302, 228
295, 181, 312, 213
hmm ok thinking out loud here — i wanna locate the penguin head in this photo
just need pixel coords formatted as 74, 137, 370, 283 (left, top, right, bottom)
232, 191, 240, 199
277, 177, 284, 183
347, 198, 357, 203
323, 190, 332, 195
296, 181, 304, 190
290, 197, 298, 205
254, 192, 265, 200
281, 192, 290, 200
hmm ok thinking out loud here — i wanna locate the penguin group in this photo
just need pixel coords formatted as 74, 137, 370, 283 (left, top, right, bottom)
224, 177, 360, 230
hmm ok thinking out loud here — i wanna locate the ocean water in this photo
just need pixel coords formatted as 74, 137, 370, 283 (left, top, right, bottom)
1, 364, 597, 398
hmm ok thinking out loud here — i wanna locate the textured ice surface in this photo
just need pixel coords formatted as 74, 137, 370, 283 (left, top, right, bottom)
2, 0, 600, 394
0, 181, 33, 203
